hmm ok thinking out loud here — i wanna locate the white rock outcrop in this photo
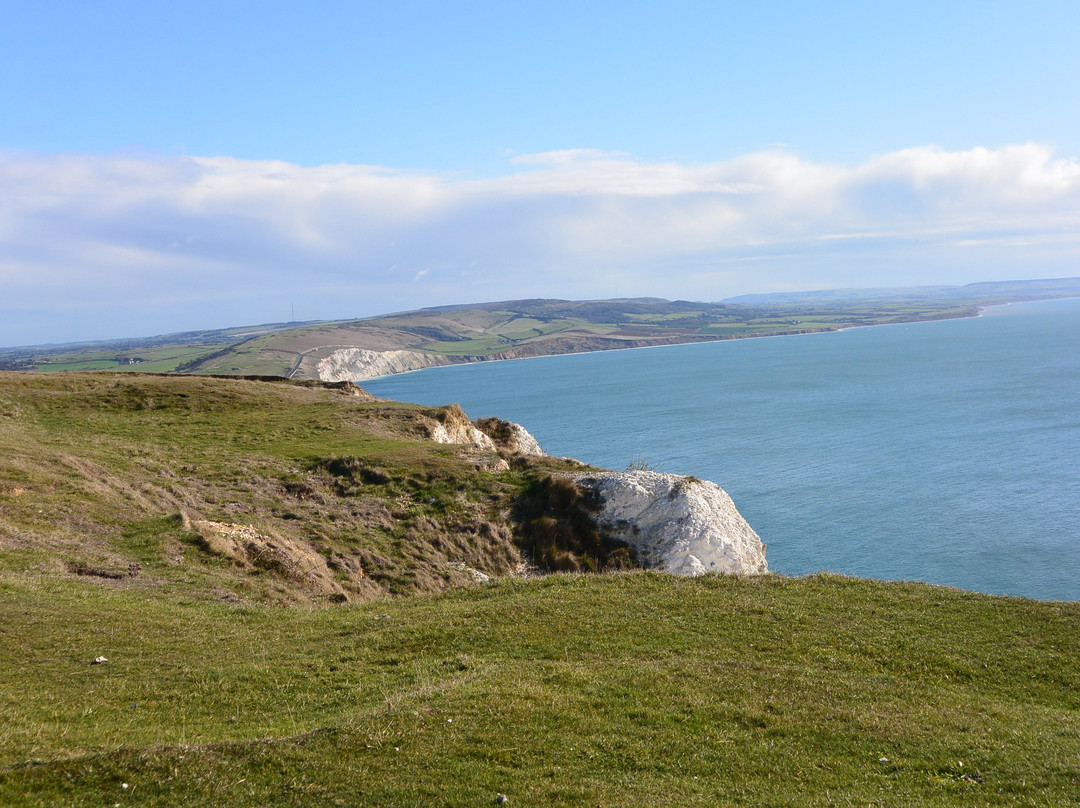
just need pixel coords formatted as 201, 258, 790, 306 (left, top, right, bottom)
317, 349, 450, 382
475, 418, 545, 456
428, 420, 497, 451
418, 403, 500, 451
575, 470, 767, 576
498, 421, 544, 456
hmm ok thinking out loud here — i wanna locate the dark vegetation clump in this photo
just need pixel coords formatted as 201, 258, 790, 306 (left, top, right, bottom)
313, 456, 392, 493
474, 417, 514, 445
512, 474, 637, 572
68, 561, 141, 580
473, 416, 535, 456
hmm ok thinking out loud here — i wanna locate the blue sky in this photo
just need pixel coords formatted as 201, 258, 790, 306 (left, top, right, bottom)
3, 0, 1080, 345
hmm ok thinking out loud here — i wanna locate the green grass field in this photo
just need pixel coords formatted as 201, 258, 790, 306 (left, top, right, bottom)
2, 572, 1078, 806
420, 337, 515, 355
19, 344, 222, 373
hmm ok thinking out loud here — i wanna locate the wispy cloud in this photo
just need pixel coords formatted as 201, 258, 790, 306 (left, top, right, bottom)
2, 143, 1079, 345
509, 148, 630, 165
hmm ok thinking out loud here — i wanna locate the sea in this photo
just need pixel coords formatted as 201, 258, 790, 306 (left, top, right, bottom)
363, 297, 1080, 601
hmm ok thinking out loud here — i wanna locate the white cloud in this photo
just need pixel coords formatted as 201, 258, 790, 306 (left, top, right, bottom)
2, 143, 1079, 345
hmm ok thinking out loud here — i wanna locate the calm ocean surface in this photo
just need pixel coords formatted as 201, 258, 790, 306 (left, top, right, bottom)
364, 297, 1080, 601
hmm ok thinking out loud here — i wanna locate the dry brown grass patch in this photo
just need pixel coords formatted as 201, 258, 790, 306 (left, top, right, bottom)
190, 519, 350, 600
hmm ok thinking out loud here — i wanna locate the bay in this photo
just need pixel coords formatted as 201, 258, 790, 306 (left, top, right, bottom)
364, 297, 1080, 601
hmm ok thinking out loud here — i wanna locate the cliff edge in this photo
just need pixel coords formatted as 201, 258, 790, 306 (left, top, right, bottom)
429, 414, 768, 577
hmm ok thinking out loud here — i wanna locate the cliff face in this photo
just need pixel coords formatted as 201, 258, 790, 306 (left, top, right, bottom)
316, 349, 451, 381
313, 351, 766, 578
312, 335, 718, 382
575, 470, 768, 576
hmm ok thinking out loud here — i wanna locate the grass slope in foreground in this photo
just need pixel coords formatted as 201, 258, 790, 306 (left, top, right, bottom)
1, 374, 1078, 805
2, 574, 1078, 806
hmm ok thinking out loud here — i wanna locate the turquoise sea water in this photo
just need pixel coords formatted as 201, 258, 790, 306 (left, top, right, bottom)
364, 297, 1080, 601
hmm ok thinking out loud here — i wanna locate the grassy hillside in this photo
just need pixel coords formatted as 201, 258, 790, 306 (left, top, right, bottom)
0, 373, 601, 605
1, 373, 1079, 806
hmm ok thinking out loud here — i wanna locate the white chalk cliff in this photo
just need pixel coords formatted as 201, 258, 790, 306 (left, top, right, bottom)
317, 349, 449, 382
575, 470, 767, 576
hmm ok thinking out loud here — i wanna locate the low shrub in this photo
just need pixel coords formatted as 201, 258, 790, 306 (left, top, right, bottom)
512, 474, 638, 573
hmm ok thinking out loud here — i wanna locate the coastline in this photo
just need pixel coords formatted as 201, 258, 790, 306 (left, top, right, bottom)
354, 294, 1080, 383
977, 294, 1080, 316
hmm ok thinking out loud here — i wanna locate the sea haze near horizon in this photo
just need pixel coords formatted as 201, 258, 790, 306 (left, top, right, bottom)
364, 297, 1080, 601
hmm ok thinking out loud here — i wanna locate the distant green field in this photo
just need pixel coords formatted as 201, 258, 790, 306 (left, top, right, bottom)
26, 344, 221, 373
626, 310, 706, 322
495, 318, 584, 341
493, 316, 547, 334
422, 317, 595, 353
421, 336, 513, 355
696, 324, 770, 336
192, 347, 294, 376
